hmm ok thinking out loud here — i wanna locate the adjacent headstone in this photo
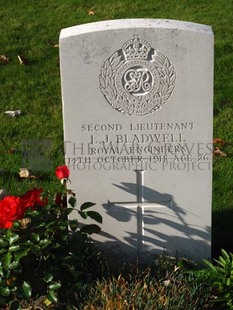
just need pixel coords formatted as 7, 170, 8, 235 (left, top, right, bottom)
60, 19, 213, 261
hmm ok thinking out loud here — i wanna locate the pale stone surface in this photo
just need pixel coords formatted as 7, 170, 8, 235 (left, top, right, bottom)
60, 19, 213, 261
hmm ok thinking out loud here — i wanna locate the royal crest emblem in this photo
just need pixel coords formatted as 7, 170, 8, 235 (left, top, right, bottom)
99, 36, 176, 116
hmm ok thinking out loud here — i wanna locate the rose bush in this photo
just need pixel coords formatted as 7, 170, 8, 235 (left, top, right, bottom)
0, 165, 101, 309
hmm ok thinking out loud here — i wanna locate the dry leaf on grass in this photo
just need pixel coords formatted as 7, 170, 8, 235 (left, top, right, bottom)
19, 168, 31, 178
88, 10, 95, 15
213, 147, 227, 157
0, 54, 10, 63
20, 295, 52, 309
19, 168, 41, 179
163, 279, 171, 287
17, 55, 30, 65
54, 44, 59, 48
4, 110, 21, 117
213, 138, 225, 145
8, 148, 17, 154
174, 265, 180, 272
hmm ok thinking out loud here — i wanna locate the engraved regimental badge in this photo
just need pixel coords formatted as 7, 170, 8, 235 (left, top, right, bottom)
99, 36, 176, 116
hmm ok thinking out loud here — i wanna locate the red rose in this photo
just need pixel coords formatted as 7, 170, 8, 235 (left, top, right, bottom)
0, 196, 24, 229
0, 189, 47, 229
20, 188, 47, 209
55, 165, 70, 180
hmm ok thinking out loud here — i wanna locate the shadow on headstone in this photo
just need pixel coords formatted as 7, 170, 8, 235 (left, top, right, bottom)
99, 182, 210, 261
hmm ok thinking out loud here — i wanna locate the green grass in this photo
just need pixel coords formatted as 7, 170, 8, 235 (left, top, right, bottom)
0, 0, 232, 251
81, 263, 212, 310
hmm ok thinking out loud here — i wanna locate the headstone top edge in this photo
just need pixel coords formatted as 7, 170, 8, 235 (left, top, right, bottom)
59, 18, 213, 40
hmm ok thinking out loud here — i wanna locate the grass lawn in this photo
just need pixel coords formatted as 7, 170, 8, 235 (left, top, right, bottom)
0, 0, 232, 307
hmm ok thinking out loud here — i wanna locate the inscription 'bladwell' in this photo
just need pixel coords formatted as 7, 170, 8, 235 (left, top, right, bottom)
99, 36, 176, 116
90, 133, 184, 144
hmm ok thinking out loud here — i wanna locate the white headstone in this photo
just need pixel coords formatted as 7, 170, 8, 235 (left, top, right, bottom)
60, 19, 213, 261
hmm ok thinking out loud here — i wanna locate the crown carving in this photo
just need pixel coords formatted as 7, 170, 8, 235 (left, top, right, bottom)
122, 36, 151, 60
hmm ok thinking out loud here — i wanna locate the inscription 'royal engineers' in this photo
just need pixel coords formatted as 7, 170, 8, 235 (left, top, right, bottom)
99, 36, 176, 116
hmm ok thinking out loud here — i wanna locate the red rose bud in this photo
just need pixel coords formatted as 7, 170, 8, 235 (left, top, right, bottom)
55, 165, 70, 180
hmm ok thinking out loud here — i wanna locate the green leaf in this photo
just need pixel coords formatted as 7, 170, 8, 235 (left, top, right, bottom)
86, 211, 103, 223
48, 282, 61, 291
218, 255, 227, 265
203, 259, 217, 271
47, 290, 58, 303
0, 286, 10, 297
80, 224, 101, 235
69, 220, 79, 232
39, 239, 51, 248
65, 207, 74, 215
68, 196, 76, 208
12, 221, 20, 229
80, 202, 96, 211
9, 245, 20, 252
43, 204, 52, 211
9, 261, 19, 270
21, 240, 33, 247
221, 249, 230, 261
28, 210, 39, 216
9, 234, 19, 245
22, 281, 32, 300
78, 210, 88, 219
31, 233, 40, 243
0, 248, 7, 255
44, 273, 53, 283
0, 239, 8, 248
15, 249, 30, 262
3, 252, 12, 269
226, 277, 231, 286
6, 229, 12, 239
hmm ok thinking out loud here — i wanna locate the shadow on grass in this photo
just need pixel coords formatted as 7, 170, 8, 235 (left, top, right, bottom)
212, 208, 233, 259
